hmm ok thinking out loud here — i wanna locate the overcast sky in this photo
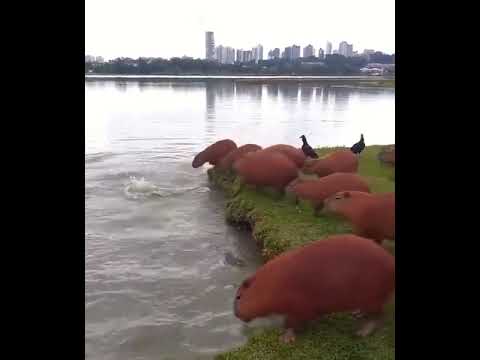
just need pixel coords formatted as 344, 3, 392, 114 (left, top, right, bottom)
85, 0, 395, 60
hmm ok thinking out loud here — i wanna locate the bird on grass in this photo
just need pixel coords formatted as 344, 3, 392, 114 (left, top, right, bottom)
350, 134, 365, 155
300, 135, 319, 158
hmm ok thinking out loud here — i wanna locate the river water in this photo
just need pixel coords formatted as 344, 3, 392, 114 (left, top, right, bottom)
85, 79, 395, 360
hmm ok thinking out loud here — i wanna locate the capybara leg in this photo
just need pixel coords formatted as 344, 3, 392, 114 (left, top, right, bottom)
279, 328, 296, 344
356, 313, 385, 337
313, 203, 324, 217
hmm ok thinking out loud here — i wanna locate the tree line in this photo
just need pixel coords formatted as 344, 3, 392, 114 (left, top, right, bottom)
86, 53, 394, 76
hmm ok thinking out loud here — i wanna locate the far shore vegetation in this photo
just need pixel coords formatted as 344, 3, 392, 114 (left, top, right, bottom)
85, 53, 394, 77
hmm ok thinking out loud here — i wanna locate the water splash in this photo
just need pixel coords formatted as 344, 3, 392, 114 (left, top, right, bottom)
124, 176, 158, 199
124, 176, 210, 200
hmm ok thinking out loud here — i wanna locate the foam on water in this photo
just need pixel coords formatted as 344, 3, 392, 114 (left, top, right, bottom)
124, 176, 210, 200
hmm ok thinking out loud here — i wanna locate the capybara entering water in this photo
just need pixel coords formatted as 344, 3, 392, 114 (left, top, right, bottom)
263, 144, 307, 168
217, 144, 262, 171
233, 150, 299, 191
303, 149, 358, 177
192, 139, 237, 168
378, 145, 395, 166
285, 173, 371, 213
323, 191, 395, 243
234, 234, 395, 343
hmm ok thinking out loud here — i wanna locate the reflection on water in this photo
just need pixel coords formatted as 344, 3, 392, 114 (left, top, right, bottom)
85, 79, 394, 360
86, 79, 394, 155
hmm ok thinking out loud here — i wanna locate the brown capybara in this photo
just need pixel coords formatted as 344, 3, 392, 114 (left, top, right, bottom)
233, 150, 298, 191
285, 173, 371, 213
217, 144, 262, 171
303, 149, 358, 177
263, 144, 307, 168
323, 191, 395, 243
378, 145, 395, 166
234, 234, 395, 343
192, 139, 237, 168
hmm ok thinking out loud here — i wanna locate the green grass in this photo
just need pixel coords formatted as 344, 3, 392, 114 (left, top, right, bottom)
208, 145, 395, 360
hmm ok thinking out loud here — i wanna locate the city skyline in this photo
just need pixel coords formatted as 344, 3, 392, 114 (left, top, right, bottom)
199, 32, 384, 64
85, 0, 394, 60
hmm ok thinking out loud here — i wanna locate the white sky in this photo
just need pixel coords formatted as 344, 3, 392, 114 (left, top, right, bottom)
85, 0, 395, 60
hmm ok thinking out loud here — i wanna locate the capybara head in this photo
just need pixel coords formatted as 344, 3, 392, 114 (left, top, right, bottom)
192, 152, 206, 168
192, 139, 237, 168
233, 275, 271, 322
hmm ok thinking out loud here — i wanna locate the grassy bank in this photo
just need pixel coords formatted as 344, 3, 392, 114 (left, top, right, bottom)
208, 145, 395, 360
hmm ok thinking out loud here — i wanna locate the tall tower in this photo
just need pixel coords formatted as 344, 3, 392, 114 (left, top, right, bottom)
292, 45, 301, 59
205, 31, 215, 60
339, 41, 348, 56
326, 41, 332, 55
256, 44, 263, 61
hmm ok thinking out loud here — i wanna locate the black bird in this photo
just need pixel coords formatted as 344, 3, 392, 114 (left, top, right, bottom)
350, 134, 365, 154
300, 135, 319, 158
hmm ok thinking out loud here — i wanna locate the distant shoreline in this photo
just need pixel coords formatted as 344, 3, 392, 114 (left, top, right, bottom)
85, 74, 394, 80
84, 75, 395, 88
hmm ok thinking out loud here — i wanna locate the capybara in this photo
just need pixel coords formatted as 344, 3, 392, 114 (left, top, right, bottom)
217, 144, 262, 171
285, 173, 371, 213
323, 191, 395, 243
303, 149, 359, 177
192, 139, 237, 168
378, 145, 395, 166
263, 144, 307, 168
233, 150, 299, 191
234, 234, 395, 343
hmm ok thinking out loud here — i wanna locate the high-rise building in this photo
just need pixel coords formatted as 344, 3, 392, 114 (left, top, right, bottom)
236, 49, 243, 63
339, 41, 353, 57
292, 45, 301, 59
215, 45, 224, 63
236, 49, 255, 63
85, 55, 95, 63
303, 44, 315, 58
95, 56, 104, 63
270, 48, 280, 59
256, 44, 263, 61
225, 47, 235, 64
339, 41, 348, 56
318, 48, 324, 59
363, 49, 375, 61
205, 31, 215, 60
215, 45, 235, 64
326, 41, 332, 55
252, 47, 258, 62
284, 46, 292, 60
347, 43, 353, 57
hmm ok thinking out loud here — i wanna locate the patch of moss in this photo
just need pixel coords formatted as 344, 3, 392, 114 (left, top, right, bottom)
208, 145, 395, 360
